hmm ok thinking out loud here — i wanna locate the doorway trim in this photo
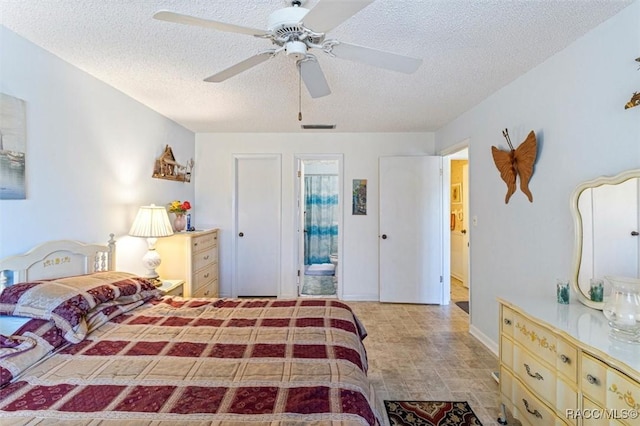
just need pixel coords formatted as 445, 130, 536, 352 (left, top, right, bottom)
294, 154, 344, 299
440, 140, 471, 308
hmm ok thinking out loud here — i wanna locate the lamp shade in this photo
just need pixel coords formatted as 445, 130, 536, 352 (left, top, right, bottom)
129, 204, 174, 238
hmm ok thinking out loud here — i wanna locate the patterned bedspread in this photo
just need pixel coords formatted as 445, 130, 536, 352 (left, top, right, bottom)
0, 297, 378, 425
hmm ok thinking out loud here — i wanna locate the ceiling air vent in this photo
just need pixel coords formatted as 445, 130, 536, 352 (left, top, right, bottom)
301, 124, 336, 130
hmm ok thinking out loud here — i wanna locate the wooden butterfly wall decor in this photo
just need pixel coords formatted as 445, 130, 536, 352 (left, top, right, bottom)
625, 57, 640, 110
491, 129, 538, 204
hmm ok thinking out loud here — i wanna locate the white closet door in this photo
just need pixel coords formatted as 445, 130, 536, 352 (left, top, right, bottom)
379, 156, 443, 304
233, 154, 280, 297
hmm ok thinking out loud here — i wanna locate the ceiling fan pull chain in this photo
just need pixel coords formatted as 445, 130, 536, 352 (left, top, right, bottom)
298, 62, 303, 121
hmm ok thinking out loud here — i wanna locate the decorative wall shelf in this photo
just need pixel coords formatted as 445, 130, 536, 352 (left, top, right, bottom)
152, 145, 194, 182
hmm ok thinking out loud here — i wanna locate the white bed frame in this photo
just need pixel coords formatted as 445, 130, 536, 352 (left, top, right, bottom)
0, 234, 116, 288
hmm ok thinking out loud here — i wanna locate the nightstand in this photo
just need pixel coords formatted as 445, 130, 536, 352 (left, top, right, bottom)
157, 279, 185, 297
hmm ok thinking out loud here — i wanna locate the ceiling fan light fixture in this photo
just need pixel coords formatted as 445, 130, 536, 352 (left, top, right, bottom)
301, 124, 336, 130
285, 41, 308, 59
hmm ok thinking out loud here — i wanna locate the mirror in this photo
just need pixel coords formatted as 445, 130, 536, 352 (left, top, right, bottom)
570, 169, 640, 309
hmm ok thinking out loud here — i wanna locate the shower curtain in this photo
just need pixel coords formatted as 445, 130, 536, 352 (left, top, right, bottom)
304, 175, 338, 265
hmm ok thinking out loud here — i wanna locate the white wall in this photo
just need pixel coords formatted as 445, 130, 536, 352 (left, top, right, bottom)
0, 27, 195, 274
195, 133, 434, 299
435, 2, 640, 345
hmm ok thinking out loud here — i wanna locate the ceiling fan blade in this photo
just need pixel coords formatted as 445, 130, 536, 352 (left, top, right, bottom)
298, 57, 331, 98
204, 51, 276, 82
301, 0, 373, 33
329, 42, 422, 74
153, 10, 268, 37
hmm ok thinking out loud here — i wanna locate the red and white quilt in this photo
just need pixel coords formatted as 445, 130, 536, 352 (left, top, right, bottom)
0, 289, 378, 425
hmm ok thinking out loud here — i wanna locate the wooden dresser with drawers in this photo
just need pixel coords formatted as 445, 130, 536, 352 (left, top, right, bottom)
156, 229, 219, 298
499, 297, 640, 426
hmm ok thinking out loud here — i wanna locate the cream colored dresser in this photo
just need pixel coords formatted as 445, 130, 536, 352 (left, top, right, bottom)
499, 297, 640, 426
156, 229, 219, 298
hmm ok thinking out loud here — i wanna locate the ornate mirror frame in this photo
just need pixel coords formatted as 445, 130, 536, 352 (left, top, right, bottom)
570, 168, 640, 310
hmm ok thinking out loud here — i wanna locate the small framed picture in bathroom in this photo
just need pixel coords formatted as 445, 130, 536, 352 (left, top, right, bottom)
451, 183, 462, 203
352, 179, 367, 215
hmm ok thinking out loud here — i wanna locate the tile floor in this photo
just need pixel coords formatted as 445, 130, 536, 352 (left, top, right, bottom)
348, 279, 518, 426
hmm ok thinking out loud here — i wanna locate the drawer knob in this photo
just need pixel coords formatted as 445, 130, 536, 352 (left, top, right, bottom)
586, 374, 598, 385
204, 273, 210, 278
524, 363, 544, 381
560, 354, 570, 364
522, 399, 543, 419
503, 318, 512, 326
204, 255, 210, 260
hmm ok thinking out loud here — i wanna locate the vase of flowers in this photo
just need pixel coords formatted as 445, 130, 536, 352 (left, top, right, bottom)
169, 200, 191, 232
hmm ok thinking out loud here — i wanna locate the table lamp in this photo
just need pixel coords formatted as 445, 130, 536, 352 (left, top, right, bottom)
128, 204, 174, 285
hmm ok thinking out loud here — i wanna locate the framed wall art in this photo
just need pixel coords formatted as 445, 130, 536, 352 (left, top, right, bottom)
0, 93, 27, 200
451, 183, 462, 204
352, 179, 367, 215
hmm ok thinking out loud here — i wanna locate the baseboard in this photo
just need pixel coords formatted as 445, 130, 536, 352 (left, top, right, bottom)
469, 324, 499, 357
222, 292, 379, 301
340, 294, 380, 301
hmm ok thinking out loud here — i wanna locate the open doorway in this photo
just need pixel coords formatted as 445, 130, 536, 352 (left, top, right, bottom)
295, 155, 342, 297
443, 147, 470, 310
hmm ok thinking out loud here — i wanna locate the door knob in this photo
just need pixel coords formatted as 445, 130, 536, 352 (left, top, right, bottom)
381, 234, 387, 239
461, 229, 467, 234
632, 231, 639, 236
238, 232, 244, 237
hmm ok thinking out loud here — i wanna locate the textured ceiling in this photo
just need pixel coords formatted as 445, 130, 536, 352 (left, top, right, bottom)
0, 0, 633, 133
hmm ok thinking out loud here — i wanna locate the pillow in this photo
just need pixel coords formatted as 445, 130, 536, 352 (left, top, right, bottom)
0, 332, 53, 388
0, 271, 159, 343
0, 319, 65, 388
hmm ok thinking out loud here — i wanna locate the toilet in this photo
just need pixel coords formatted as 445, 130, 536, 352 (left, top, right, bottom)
329, 254, 338, 283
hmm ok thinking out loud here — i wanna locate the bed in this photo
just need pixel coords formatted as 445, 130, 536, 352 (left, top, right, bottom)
0, 236, 379, 425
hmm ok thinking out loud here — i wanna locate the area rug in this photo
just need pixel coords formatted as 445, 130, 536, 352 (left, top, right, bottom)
300, 275, 336, 296
455, 301, 469, 314
384, 401, 482, 426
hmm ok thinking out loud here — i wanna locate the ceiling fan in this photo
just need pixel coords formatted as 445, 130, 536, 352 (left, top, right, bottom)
154, 0, 422, 98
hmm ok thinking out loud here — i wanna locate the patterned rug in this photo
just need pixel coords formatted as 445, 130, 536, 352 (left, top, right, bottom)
384, 401, 482, 426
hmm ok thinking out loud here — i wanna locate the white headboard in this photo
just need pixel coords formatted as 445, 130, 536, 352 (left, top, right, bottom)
0, 234, 116, 288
